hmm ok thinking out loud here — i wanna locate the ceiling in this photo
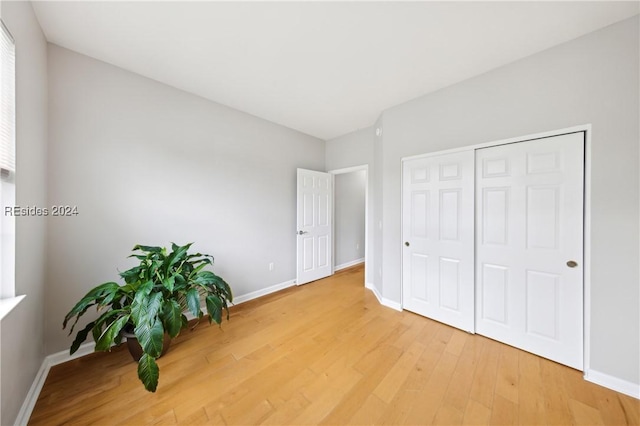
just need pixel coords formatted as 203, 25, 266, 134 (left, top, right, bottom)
31, 1, 639, 140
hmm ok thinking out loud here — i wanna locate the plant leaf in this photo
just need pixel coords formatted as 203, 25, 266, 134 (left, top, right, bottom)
132, 245, 163, 253
189, 260, 210, 277
137, 353, 159, 392
119, 266, 142, 284
62, 282, 121, 331
135, 317, 164, 358
205, 295, 223, 325
186, 288, 201, 318
130, 283, 158, 324
162, 275, 175, 292
92, 309, 126, 334
173, 273, 186, 290
70, 321, 95, 355
161, 299, 183, 338
181, 314, 188, 329
95, 314, 130, 351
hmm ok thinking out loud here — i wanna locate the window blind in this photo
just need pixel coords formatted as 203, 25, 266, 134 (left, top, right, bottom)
0, 20, 15, 173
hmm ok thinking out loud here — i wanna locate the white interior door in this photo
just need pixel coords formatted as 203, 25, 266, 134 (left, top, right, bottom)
296, 168, 332, 285
475, 132, 584, 369
402, 151, 475, 332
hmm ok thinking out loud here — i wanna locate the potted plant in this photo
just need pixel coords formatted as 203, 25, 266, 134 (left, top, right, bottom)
63, 243, 233, 392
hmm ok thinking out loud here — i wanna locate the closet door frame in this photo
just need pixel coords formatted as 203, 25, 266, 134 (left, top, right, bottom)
400, 124, 592, 372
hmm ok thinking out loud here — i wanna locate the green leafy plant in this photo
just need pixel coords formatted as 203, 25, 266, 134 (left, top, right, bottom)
63, 243, 233, 392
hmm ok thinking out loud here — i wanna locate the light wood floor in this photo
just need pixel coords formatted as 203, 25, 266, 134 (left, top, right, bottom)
30, 265, 638, 425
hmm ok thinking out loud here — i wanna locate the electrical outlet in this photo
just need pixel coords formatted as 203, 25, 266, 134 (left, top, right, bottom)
269, 262, 274, 271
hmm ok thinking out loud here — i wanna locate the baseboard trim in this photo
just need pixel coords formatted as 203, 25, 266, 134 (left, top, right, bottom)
47, 342, 95, 366
15, 277, 297, 425
365, 282, 402, 312
232, 279, 296, 305
584, 369, 640, 399
335, 258, 364, 271
14, 356, 47, 426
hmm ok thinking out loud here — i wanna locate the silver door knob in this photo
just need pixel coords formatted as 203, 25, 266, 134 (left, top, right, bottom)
566, 260, 578, 268
297, 230, 308, 235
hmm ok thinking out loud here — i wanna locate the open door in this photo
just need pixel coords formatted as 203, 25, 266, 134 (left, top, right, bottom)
296, 168, 333, 285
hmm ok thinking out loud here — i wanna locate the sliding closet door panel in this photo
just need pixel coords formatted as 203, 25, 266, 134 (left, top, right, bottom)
402, 151, 475, 332
475, 132, 584, 370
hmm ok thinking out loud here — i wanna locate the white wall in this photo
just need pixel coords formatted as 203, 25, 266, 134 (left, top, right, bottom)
376, 16, 639, 386
326, 127, 375, 285
0, 2, 48, 425
326, 127, 374, 171
334, 171, 366, 268
46, 45, 325, 354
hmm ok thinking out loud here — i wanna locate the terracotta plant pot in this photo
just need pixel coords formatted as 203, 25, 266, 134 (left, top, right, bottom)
122, 331, 171, 362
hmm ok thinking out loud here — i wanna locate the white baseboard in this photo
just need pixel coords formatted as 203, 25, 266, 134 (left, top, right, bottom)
47, 342, 95, 366
335, 258, 365, 271
584, 369, 640, 399
365, 281, 402, 312
232, 279, 296, 305
15, 277, 297, 425
14, 357, 48, 426
381, 297, 402, 312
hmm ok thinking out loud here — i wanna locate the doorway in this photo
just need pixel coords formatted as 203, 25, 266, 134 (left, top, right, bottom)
331, 165, 369, 284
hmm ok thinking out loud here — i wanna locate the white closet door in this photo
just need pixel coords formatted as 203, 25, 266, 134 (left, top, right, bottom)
475, 132, 584, 369
402, 151, 475, 332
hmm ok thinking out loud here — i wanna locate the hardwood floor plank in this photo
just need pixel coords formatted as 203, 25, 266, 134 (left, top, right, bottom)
403, 351, 460, 424
432, 402, 464, 425
463, 399, 492, 425
494, 343, 519, 405
517, 350, 547, 425
206, 355, 305, 425
376, 389, 422, 425
488, 394, 518, 425
319, 344, 402, 425
291, 360, 362, 424
346, 394, 388, 425
260, 392, 311, 425
469, 338, 500, 409
540, 358, 573, 425
445, 329, 469, 357
401, 339, 443, 391
28, 265, 639, 426
176, 408, 210, 425
618, 394, 640, 425
593, 389, 634, 426
569, 398, 606, 425
372, 340, 426, 403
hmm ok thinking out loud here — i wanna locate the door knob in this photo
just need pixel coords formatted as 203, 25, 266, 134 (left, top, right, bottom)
404, 242, 410, 247
297, 230, 308, 235
566, 260, 578, 268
